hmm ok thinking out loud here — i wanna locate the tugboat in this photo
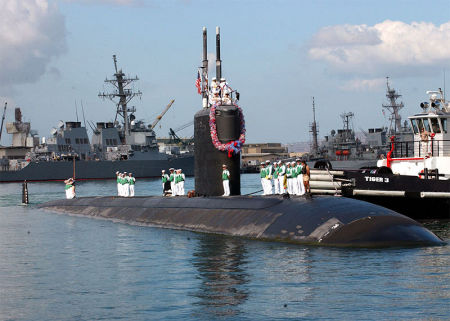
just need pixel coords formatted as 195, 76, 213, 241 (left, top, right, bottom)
341, 89, 450, 219
0, 56, 194, 182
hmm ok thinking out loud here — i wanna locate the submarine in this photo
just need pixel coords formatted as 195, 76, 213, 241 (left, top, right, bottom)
39, 27, 443, 247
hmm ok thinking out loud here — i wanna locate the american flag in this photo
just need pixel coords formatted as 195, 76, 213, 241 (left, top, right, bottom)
195, 71, 201, 95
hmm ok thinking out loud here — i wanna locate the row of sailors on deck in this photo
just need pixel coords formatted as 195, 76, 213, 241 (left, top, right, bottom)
260, 159, 311, 196
116, 172, 136, 197
161, 168, 185, 196
209, 77, 233, 105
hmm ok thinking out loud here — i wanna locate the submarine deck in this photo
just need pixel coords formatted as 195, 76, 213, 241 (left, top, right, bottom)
38, 195, 443, 247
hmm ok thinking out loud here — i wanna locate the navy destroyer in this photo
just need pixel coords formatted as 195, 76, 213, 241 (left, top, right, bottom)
0, 56, 194, 182
310, 78, 413, 170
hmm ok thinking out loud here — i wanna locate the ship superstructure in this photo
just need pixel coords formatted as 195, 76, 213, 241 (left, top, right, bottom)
311, 79, 412, 169
382, 77, 412, 142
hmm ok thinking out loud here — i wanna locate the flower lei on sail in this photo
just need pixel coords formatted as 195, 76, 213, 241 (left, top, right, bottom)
209, 103, 246, 158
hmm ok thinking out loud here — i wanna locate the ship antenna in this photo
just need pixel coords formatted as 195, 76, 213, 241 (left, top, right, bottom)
75, 100, 79, 122
0, 102, 7, 144
113, 54, 118, 73
81, 100, 87, 129
216, 26, 222, 80
309, 97, 319, 155
202, 27, 209, 107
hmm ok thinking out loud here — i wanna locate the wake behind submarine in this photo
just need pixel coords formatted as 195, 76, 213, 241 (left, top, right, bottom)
39, 27, 443, 247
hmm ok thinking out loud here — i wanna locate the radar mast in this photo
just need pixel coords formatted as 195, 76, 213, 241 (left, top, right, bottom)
98, 55, 142, 141
340, 112, 354, 142
382, 77, 404, 135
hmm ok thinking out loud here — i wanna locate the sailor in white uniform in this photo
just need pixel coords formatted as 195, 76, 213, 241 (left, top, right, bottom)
177, 169, 185, 196
128, 172, 135, 197
219, 78, 230, 96
222, 92, 232, 105
286, 163, 293, 194
290, 161, 299, 195
273, 162, 279, 194
119, 173, 124, 196
277, 161, 286, 194
161, 170, 169, 194
210, 90, 222, 105
265, 160, 273, 195
296, 159, 305, 195
123, 172, 130, 197
260, 162, 267, 195
116, 171, 121, 196
211, 77, 219, 93
222, 164, 230, 196
169, 168, 176, 196
64, 177, 76, 199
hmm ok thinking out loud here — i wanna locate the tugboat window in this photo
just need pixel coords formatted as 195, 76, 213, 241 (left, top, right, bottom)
411, 119, 419, 134
416, 119, 424, 132
442, 118, 448, 133
423, 118, 431, 132
430, 118, 441, 133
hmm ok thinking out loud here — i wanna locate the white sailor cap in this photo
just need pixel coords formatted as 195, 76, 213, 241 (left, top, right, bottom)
162, 170, 165, 172
277, 161, 282, 164
265, 160, 270, 163
220, 78, 226, 81
291, 161, 295, 164
116, 171, 119, 174
260, 162, 265, 165
129, 172, 132, 175
169, 168, 174, 171
212, 77, 216, 81
222, 164, 227, 167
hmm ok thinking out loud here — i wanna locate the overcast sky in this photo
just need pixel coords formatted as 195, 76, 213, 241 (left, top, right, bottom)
1, 0, 450, 145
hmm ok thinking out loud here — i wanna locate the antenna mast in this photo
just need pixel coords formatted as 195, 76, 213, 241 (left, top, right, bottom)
98, 55, 142, 140
340, 112, 354, 142
216, 26, 222, 80
201, 27, 209, 108
0, 102, 6, 144
382, 77, 404, 135
309, 97, 319, 155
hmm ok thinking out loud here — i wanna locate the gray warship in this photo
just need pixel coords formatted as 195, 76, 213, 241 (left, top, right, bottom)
310, 78, 413, 169
0, 56, 194, 182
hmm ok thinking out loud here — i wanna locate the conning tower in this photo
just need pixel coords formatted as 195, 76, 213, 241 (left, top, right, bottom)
194, 27, 242, 196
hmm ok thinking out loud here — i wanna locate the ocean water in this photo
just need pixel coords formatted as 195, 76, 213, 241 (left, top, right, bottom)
0, 174, 448, 321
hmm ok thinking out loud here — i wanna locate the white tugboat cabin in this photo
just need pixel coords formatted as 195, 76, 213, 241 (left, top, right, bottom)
377, 89, 450, 179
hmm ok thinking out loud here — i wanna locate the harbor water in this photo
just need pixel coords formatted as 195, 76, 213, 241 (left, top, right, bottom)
0, 174, 448, 320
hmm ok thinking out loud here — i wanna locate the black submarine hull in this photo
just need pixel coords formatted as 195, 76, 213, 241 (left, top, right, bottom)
38, 195, 443, 247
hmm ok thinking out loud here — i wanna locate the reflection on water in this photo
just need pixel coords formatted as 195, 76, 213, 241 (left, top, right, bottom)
0, 176, 448, 320
191, 234, 249, 318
